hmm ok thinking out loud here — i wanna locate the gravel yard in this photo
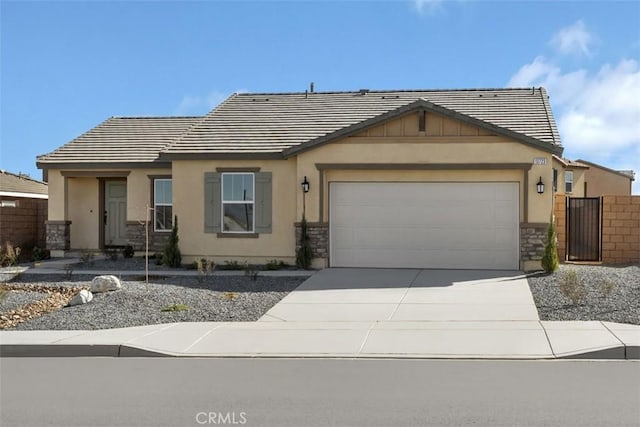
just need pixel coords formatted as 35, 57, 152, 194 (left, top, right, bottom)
528, 264, 640, 325
1, 273, 305, 330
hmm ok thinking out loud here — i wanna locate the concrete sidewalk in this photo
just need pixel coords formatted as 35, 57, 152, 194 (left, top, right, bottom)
2, 266, 639, 359
1, 320, 638, 359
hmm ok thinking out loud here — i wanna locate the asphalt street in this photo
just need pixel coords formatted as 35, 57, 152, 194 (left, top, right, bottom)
1, 358, 639, 426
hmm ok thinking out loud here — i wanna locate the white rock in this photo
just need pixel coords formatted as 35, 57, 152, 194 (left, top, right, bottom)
90, 275, 122, 293
68, 289, 93, 306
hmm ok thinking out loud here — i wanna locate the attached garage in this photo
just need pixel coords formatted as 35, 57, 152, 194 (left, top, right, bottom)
329, 182, 520, 270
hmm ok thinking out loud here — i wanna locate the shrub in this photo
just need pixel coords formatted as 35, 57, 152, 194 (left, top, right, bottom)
558, 269, 588, 305
0, 242, 21, 267
223, 260, 243, 270
265, 259, 288, 270
244, 262, 259, 281
31, 246, 50, 262
63, 263, 74, 279
79, 249, 94, 265
103, 247, 119, 261
221, 292, 238, 301
153, 253, 164, 266
196, 258, 214, 283
0, 287, 8, 303
162, 216, 182, 268
123, 244, 135, 259
296, 217, 313, 269
541, 217, 559, 273
161, 303, 189, 312
599, 280, 617, 298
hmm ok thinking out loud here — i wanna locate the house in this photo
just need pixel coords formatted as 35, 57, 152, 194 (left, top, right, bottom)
0, 170, 48, 259
576, 159, 635, 196
38, 87, 578, 271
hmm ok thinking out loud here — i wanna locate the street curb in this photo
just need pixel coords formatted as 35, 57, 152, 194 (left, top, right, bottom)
2, 344, 637, 360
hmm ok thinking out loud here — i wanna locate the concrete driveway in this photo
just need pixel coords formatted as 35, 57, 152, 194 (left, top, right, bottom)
259, 268, 539, 322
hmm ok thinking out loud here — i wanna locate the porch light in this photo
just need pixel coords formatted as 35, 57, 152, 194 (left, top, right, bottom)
301, 176, 310, 193
536, 177, 545, 194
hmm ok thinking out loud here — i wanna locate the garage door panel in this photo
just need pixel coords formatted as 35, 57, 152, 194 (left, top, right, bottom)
330, 182, 519, 270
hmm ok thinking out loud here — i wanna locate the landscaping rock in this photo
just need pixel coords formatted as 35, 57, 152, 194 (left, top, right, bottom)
90, 275, 122, 293
67, 290, 93, 306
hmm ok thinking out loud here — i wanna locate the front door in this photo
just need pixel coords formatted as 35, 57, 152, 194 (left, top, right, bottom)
104, 180, 127, 246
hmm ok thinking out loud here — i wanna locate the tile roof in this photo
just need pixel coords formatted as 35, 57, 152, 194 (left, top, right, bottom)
37, 116, 202, 167
37, 88, 562, 167
163, 87, 562, 157
0, 170, 48, 196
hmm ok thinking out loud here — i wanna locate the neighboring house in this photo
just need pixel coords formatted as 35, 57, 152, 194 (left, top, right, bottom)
38, 88, 574, 271
0, 170, 48, 258
576, 159, 635, 196
551, 155, 589, 197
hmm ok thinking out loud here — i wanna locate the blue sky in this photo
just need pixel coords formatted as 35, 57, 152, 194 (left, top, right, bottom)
1, 1, 639, 193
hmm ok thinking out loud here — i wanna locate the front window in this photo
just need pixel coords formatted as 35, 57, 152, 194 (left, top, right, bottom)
222, 173, 254, 233
154, 179, 172, 231
565, 171, 574, 193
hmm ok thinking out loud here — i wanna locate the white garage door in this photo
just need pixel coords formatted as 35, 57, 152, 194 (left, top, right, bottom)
330, 182, 519, 270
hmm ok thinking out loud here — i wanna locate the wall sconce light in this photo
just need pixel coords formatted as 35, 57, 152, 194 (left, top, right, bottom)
536, 176, 545, 194
301, 176, 310, 193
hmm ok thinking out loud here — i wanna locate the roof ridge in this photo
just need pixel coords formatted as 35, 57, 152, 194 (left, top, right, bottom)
235, 87, 545, 96
111, 115, 204, 119
163, 93, 239, 151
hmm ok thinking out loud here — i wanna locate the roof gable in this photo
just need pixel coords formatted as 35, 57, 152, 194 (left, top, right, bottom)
283, 99, 562, 157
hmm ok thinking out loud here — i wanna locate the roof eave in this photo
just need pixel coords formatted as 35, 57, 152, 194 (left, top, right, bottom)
283, 99, 563, 158
36, 160, 172, 170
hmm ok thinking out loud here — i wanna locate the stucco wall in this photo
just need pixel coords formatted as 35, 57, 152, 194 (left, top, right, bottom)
585, 166, 632, 196
172, 159, 298, 264
297, 136, 554, 225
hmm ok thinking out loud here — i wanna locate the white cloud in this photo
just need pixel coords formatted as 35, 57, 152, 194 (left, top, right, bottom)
175, 89, 248, 115
508, 58, 640, 194
550, 20, 594, 57
413, 0, 443, 15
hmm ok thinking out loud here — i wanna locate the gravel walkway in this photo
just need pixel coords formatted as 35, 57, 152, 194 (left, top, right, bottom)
3, 273, 305, 330
528, 264, 640, 325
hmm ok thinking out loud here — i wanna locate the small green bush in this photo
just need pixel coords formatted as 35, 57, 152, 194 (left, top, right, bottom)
104, 247, 119, 261
265, 259, 288, 270
123, 245, 135, 258
31, 246, 50, 262
296, 217, 313, 269
223, 260, 243, 270
162, 216, 182, 268
558, 269, 588, 305
196, 258, 214, 283
153, 253, 164, 266
541, 217, 559, 273
161, 303, 189, 312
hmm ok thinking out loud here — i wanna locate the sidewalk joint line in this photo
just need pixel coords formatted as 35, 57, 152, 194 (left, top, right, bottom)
538, 321, 557, 358
600, 321, 626, 347
181, 325, 222, 353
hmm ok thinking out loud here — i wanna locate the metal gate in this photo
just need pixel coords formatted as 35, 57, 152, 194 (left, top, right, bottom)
566, 197, 602, 261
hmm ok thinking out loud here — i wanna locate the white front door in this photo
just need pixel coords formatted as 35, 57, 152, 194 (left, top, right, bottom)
104, 181, 127, 246
329, 182, 519, 270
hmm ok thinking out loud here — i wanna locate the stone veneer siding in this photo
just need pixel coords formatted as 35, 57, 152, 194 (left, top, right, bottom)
294, 222, 329, 260
125, 221, 170, 253
45, 220, 71, 251
520, 223, 547, 264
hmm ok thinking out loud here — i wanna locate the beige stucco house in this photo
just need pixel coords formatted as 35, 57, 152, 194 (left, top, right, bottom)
38, 88, 586, 270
